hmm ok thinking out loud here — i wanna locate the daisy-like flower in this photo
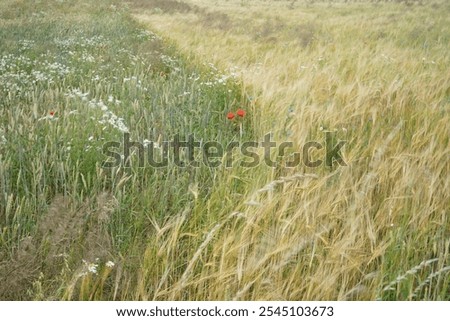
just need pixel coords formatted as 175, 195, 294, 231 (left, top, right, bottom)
87, 263, 98, 274
80, 259, 98, 275
106, 261, 115, 268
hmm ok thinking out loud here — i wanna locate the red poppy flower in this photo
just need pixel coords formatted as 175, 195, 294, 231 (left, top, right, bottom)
236, 109, 246, 117
49, 111, 55, 116
227, 112, 235, 120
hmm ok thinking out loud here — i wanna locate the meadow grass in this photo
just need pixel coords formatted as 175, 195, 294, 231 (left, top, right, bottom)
0, 0, 246, 300
0, 0, 449, 300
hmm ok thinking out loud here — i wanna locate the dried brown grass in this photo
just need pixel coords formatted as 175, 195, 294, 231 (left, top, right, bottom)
0, 193, 117, 299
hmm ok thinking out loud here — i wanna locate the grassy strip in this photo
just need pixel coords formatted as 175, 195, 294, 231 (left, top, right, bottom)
0, 0, 248, 299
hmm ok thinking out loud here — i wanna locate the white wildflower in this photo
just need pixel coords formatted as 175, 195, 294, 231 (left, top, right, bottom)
87, 263, 98, 274
142, 139, 152, 148
66, 90, 129, 133
79, 259, 99, 276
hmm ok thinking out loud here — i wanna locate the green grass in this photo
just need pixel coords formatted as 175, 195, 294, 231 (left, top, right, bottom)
0, 0, 248, 300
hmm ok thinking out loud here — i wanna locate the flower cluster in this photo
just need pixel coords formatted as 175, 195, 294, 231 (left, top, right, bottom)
79, 259, 99, 277
54, 35, 107, 50
227, 108, 246, 121
18, 40, 35, 51
66, 88, 129, 133
0, 52, 72, 94
198, 62, 240, 90
227, 108, 247, 137
78, 259, 115, 277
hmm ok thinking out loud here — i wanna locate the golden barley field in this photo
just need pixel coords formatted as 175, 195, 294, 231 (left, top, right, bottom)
0, 0, 448, 300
